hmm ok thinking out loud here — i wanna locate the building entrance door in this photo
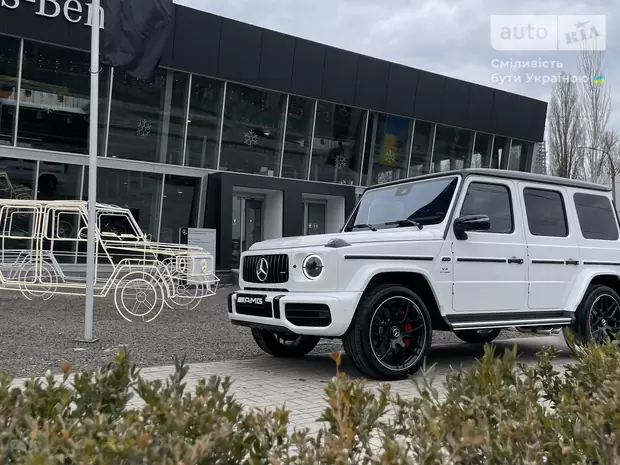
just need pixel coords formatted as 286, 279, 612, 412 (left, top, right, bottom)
231, 196, 264, 269
304, 202, 326, 235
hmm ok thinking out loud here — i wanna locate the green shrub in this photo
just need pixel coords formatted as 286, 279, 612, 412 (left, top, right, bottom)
0, 341, 619, 464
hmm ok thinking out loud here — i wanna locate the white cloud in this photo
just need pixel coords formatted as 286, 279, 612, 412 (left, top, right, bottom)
175, 0, 619, 130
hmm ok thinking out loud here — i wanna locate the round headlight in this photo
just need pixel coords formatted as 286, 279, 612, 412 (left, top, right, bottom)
302, 254, 324, 280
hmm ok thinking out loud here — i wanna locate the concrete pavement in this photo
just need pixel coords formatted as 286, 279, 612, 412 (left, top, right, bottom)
10, 335, 574, 433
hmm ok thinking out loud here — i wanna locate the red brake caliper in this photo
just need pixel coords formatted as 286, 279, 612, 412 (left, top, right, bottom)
403, 322, 412, 346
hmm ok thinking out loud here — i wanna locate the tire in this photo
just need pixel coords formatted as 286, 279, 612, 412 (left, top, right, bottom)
454, 328, 502, 344
251, 329, 320, 358
343, 284, 432, 381
564, 284, 620, 350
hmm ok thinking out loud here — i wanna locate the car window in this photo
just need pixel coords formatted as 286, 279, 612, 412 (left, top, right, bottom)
460, 182, 513, 233
523, 188, 568, 237
574, 192, 619, 241
344, 176, 458, 231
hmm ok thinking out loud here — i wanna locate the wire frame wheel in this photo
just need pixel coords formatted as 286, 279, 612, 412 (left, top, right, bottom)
114, 272, 165, 323
589, 293, 620, 343
369, 295, 428, 372
164, 271, 205, 310
18, 262, 58, 301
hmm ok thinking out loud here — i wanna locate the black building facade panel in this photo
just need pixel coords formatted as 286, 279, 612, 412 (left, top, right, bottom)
440, 78, 470, 129
530, 100, 547, 142
171, 8, 221, 77
490, 90, 519, 137
206, 172, 356, 270
413, 71, 445, 123
466, 84, 494, 133
290, 38, 325, 97
321, 46, 358, 106
0, 2, 79, 49
385, 63, 418, 118
257, 29, 295, 93
217, 18, 262, 86
353, 55, 389, 112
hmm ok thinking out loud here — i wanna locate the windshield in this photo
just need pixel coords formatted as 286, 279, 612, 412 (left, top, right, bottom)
344, 176, 459, 231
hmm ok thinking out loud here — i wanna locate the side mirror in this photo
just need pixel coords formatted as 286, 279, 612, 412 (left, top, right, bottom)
453, 214, 491, 240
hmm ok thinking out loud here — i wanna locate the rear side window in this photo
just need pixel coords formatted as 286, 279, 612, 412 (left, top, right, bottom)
523, 188, 568, 237
574, 193, 619, 240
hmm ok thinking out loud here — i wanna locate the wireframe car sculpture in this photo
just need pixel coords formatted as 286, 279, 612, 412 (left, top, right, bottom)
0, 199, 219, 322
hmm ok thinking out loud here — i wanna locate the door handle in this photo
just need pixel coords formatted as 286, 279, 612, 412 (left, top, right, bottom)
565, 259, 580, 266
507, 257, 524, 264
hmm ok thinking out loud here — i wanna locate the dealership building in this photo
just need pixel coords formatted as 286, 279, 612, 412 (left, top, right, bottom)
0, 0, 547, 279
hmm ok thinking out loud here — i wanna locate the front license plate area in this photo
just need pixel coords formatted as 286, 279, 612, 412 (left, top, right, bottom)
235, 294, 271, 317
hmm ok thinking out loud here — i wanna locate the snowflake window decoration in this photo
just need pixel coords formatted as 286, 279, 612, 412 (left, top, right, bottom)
335, 154, 348, 169
137, 119, 152, 137
383, 149, 397, 165
244, 130, 259, 147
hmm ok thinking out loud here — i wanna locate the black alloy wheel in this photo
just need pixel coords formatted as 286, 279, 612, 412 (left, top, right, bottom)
587, 292, 620, 342
343, 284, 432, 380
251, 328, 320, 358
564, 284, 620, 350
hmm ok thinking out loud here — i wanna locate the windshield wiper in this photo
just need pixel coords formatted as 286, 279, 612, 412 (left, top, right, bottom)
384, 219, 423, 230
351, 223, 377, 231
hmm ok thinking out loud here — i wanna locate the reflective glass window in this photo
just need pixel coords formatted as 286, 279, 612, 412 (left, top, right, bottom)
0, 35, 19, 146
37, 162, 83, 263
159, 175, 199, 243
408, 121, 434, 176
17, 41, 109, 154
491, 136, 510, 169
0, 156, 36, 201
509, 139, 534, 172
362, 112, 413, 186
219, 83, 286, 175
471, 132, 493, 168
310, 102, 365, 185
281, 95, 314, 180
574, 193, 620, 241
107, 69, 189, 164
37, 162, 82, 201
185, 75, 224, 169
83, 168, 162, 239
523, 188, 568, 237
432, 125, 474, 172
460, 182, 513, 233
0, 157, 37, 252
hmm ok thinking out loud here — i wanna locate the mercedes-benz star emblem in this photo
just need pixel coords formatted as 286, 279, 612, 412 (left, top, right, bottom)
256, 257, 269, 282
391, 328, 401, 338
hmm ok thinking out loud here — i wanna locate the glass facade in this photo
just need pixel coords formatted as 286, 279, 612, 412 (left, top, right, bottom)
362, 112, 412, 186
220, 83, 286, 176
0, 32, 538, 249
310, 102, 365, 185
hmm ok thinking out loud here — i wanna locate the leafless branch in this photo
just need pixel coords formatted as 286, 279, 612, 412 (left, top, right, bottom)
578, 39, 611, 183
548, 73, 585, 179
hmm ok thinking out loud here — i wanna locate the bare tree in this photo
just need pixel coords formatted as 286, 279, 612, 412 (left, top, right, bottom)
578, 41, 611, 183
548, 73, 585, 179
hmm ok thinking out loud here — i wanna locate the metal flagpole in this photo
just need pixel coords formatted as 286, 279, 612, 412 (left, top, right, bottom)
80, 0, 101, 343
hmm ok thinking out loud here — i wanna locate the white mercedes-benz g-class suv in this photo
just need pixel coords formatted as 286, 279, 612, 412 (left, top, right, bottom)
227, 169, 620, 380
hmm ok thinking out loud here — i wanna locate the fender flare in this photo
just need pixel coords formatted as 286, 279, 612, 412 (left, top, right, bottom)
348, 264, 446, 317
564, 269, 620, 312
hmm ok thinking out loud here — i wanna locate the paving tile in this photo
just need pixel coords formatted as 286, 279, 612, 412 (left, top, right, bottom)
9, 336, 574, 432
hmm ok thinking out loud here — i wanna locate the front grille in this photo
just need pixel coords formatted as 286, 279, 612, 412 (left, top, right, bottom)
242, 254, 289, 284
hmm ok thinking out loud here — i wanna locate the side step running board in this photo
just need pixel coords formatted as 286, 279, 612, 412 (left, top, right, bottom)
446, 311, 573, 331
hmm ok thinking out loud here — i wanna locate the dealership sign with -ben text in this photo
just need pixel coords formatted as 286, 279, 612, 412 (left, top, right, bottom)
1, 0, 104, 28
